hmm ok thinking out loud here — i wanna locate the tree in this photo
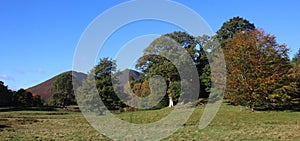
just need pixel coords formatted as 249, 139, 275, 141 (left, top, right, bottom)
49, 93, 64, 106
292, 48, 300, 65
216, 16, 255, 47
94, 58, 126, 110
32, 93, 42, 106
136, 32, 200, 107
50, 73, 76, 107
196, 35, 220, 97
0, 81, 42, 107
0, 81, 12, 106
196, 16, 256, 102
76, 72, 106, 115
165, 31, 198, 61
224, 29, 298, 110
77, 58, 130, 115
291, 49, 300, 103
136, 37, 182, 107
14, 89, 42, 107
17, 89, 33, 106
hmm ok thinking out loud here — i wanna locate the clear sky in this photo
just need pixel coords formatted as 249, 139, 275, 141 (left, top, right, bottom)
1, 0, 299, 90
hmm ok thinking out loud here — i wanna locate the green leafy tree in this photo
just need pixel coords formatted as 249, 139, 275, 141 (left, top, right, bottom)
224, 29, 298, 110
136, 38, 181, 107
50, 73, 76, 107
136, 32, 201, 107
77, 72, 106, 115
196, 35, 220, 97
77, 58, 125, 113
94, 58, 125, 110
165, 31, 198, 61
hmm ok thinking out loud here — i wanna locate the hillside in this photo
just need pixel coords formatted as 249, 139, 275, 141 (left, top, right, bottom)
26, 69, 143, 101
118, 69, 144, 85
26, 71, 87, 100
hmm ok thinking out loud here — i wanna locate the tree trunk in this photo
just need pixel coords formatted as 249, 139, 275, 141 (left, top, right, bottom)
168, 96, 174, 107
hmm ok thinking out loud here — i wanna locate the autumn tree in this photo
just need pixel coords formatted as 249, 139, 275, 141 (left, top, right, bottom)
14, 89, 42, 107
291, 49, 300, 103
224, 29, 298, 110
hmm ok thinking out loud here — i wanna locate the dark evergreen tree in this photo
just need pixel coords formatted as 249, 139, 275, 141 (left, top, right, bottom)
216, 16, 255, 47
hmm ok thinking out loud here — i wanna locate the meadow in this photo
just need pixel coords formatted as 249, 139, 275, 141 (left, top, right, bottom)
0, 103, 300, 140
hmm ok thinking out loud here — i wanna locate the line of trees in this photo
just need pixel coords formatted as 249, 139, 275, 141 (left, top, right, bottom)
2, 17, 298, 111
0, 81, 42, 107
76, 16, 300, 112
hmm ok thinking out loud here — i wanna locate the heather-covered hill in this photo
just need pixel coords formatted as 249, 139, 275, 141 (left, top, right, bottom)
26, 71, 87, 100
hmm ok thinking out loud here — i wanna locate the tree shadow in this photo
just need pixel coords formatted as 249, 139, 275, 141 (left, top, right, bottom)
0, 106, 58, 112
0, 124, 10, 128
0, 124, 10, 131
223, 101, 300, 112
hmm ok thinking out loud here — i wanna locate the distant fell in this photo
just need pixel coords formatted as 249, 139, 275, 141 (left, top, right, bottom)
26, 71, 87, 100
118, 69, 144, 84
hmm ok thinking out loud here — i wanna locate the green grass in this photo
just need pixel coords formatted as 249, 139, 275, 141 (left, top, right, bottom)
0, 103, 300, 140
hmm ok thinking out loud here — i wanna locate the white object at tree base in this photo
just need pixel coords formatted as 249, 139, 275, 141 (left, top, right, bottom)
168, 97, 174, 107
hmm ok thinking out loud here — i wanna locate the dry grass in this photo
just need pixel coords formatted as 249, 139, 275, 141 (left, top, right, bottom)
0, 103, 300, 140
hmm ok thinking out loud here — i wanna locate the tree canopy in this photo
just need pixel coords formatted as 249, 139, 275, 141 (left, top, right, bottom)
216, 16, 255, 47
77, 58, 126, 114
224, 29, 298, 109
0, 81, 42, 107
74, 16, 300, 111
50, 73, 77, 107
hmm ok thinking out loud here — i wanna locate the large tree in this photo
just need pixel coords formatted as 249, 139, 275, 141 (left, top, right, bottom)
224, 29, 298, 110
94, 58, 126, 110
136, 32, 201, 107
50, 73, 76, 107
77, 58, 125, 114
196, 16, 255, 100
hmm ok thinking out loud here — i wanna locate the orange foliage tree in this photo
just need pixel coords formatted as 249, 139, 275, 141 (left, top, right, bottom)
224, 29, 298, 110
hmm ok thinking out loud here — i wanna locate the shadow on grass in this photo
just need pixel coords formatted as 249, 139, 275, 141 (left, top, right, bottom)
0, 106, 58, 112
0, 125, 10, 128
254, 105, 300, 112
224, 100, 300, 112
0, 124, 10, 131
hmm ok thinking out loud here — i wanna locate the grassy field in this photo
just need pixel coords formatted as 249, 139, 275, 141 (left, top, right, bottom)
0, 103, 300, 140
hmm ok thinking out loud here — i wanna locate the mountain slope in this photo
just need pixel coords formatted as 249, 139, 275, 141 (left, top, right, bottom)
26, 71, 87, 100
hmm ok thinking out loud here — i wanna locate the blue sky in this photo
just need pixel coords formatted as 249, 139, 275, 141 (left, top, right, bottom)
1, 0, 299, 90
